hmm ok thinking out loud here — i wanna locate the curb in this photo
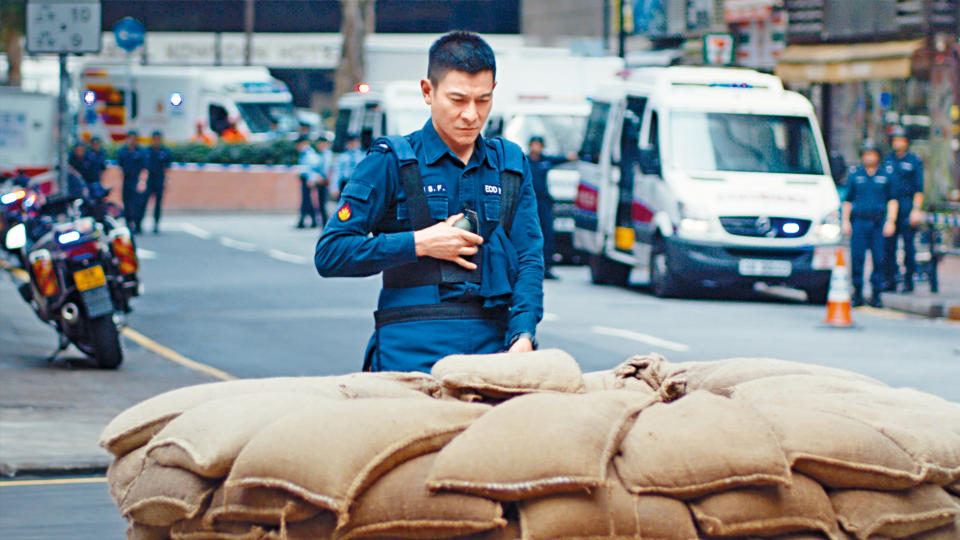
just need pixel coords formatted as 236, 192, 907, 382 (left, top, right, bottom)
882, 294, 960, 320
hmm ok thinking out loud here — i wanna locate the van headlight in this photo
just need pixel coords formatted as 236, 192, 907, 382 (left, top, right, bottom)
679, 218, 711, 234
815, 211, 841, 243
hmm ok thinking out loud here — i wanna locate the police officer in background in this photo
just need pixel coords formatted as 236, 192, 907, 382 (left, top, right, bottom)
883, 126, 924, 292
336, 133, 365, 193
140, 131, 173, 234
68, 142, 93, 184
88, 137, 107, 184
527, 135, 577, 279
295, 137, 320, 228
117, 131, 146, 233
315, 31, 543, 373
314, 135, 335, 227
841, 140, 898, 308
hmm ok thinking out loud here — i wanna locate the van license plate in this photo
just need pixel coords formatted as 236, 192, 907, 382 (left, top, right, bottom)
554, 217, 575, 232
74, 265, 106, 292
738, 259, 792, 277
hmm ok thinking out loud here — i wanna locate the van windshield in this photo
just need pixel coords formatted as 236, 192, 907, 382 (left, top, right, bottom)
668, 112, 824, 175
503, 114, 587, 155
235, 102, 298, 133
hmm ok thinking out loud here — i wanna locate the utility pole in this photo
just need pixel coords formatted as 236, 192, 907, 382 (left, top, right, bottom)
618, 0, 626, 58
603, 0, 610, 55
244, 0, 254, 65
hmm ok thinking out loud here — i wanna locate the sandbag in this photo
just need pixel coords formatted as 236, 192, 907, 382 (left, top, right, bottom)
121, 460, 218, 527
431, 349, 585, 401
746, 401, 926, 490
170, 518, 269, 540
427, 391, 651, 500
203, 485, 321, 527
146, 392, 323, 479
109, 445, 150, 507
907, 518, 960, 539
581, 369, 657, 395
831, 484, 960, 539
338, 452, 505, 540
518, 466, 699, 540
101, 375, 437, 457
225, 398, 489, 523
260, 514, 337, 539
127, 523, 170, 540
948, 481, 960, 496
615, 391, 791, 499
690, 473, 840, 538
735, 375, 960, 485
663, 357, 883, 395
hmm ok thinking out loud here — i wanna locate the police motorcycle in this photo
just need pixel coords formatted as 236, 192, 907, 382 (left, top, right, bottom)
5, 171, 140, 369
0, 179, 31, 263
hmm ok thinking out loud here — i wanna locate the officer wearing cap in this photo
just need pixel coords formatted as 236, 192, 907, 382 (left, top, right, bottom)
335, 133, 365, 193
314, 135, 335, 226
882, 126, 924, 292
117, 130, 146, 233
527, 135, 577, 279
841, 140, 898, 308
88, 137, 107, 184
140, 130, 173, 234
315, 31, 544, 373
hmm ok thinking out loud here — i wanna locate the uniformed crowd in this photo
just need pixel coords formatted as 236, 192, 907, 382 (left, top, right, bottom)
841, 126, 925, 308
116, 130, 173, 235
295, 133, 365, 229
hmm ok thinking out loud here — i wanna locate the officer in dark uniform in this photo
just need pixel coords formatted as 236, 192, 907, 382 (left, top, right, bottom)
88, 137, 107, 183
882, 125, 924, 292
68, 142, 93, 183
116, 131, 146, 233
841, 140, 898, 308
315, 31, 544, 373
527, 135, 577, 279
140, 130, 173, 234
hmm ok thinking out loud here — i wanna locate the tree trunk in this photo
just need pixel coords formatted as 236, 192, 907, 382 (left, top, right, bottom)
4, 30, 22, 87
334, 0, 372, 112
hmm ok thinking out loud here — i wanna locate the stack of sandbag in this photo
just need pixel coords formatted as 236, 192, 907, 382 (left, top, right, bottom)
101, 350, 960, 540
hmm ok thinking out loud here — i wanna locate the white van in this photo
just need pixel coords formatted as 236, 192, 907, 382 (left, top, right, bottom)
573, 67, 842, 303
78, 64, 298, 143
0, 88, 57, 175
333, 81, 430, 152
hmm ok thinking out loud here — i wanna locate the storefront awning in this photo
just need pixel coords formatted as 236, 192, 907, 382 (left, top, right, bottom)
775, 40, 922, 83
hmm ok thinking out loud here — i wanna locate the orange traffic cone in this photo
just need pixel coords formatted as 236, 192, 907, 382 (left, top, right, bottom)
823, 249, 855, 328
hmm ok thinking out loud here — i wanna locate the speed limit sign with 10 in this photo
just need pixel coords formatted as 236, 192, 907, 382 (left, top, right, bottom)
26, 0, 102, 54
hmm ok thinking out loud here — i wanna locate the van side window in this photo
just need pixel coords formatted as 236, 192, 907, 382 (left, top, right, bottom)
580, 102, 610, 164
209, 105, 228, 135
648, 111, 659, 151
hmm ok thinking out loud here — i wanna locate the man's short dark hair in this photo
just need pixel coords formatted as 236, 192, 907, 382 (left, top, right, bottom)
427, 31, 496, 85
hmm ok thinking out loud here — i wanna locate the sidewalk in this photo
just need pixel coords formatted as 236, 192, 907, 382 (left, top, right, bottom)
882, 254, 960, 320
0, 269, 217, 477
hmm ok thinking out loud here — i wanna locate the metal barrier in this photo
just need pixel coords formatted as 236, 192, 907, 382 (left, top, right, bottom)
918, 206, 960, 294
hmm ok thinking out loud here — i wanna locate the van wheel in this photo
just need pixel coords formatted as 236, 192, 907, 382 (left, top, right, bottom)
649, 239, 680, 298
589, 255, 630, 286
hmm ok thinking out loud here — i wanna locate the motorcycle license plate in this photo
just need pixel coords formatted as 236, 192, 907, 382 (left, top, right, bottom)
74, 265, 107, 291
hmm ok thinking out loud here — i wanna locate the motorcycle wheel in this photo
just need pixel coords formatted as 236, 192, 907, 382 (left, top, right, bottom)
87, 315, 123, 369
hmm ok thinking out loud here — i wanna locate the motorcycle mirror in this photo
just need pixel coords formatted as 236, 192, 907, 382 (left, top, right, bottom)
5, 223, 26, 250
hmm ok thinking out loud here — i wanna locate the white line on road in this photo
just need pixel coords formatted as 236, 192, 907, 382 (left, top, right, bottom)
219, 237, 257, 251
135, 248, 157, 260
591, 325, 690, 352
170, 222, 213, 240
267, 249, 310, 265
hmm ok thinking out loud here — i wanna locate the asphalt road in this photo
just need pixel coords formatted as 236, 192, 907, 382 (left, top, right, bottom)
1, 212, 958, 539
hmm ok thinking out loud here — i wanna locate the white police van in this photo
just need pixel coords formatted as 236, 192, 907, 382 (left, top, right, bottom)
573, 67, 842, 302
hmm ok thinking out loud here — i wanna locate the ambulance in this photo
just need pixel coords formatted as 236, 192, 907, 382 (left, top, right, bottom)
332, 80, 430, 152
573, 67, 841, 303
77, 64, 298, 143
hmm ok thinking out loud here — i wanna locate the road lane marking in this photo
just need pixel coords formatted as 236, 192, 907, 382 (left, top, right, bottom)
267, 249, 310, 265
121, 327, 236, 381
135, 248, 157, 260
219, 237, 257, 251
591, 325, 691, 352
170, 222, 213, 239
0, 477, 107, 487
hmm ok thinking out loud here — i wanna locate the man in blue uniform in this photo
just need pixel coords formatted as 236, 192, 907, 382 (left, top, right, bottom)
527, 135, 577, 279
882, 126, 925, 292
116, 131, 146, 233
88, 137, 107, 183
296, 137, 320, 228
314, 135, 335, 227
335, 133, 365, 193
315, 31, 544, 373
841, 140, 898, 308
140, 131, 173, 234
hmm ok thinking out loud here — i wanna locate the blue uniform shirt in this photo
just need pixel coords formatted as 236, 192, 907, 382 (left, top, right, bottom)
844, 163, 895, 219
315, 120, 544, 342
145, 145, 173, 188
884, 151, 923, 208
529, 154, 568, 202
117, 146, 145, 185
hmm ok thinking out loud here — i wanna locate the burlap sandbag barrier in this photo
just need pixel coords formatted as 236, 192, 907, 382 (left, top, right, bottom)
518, 465, 698, 540
145, 392, 324, 479
746, 401, 926, 490
581, 369, 657, 394
427, 391, 652, 500
224, 398, 489, 523
127, 523, 171, 540
338, 452, 505, 540
170, 518, 270, 540
431, 349, 585, 401
108, 445, 149, 509
615, 391, 791, 499
830, 484, 960, 539
120, 459, 218, 527
689, 473, 840, 538
203, 485, 322, 527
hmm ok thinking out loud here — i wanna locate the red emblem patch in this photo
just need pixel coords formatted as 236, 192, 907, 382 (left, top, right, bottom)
337, 203, 352, 221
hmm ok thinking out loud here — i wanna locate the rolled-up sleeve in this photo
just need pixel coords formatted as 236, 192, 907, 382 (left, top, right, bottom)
506, 157, 545, 342
314, 151, 418, 277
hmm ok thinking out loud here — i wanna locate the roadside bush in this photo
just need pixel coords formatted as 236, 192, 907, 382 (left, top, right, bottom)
103, 140, 299, 166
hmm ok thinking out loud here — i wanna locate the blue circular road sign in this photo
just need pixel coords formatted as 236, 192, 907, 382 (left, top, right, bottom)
113, 17, 145, 52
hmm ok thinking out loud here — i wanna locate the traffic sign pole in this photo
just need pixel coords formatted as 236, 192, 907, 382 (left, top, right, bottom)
113, 17, 146, 138
58, 53, 70, 194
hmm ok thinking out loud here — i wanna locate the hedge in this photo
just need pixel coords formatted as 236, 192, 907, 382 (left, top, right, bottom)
105, 139, 300, 166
